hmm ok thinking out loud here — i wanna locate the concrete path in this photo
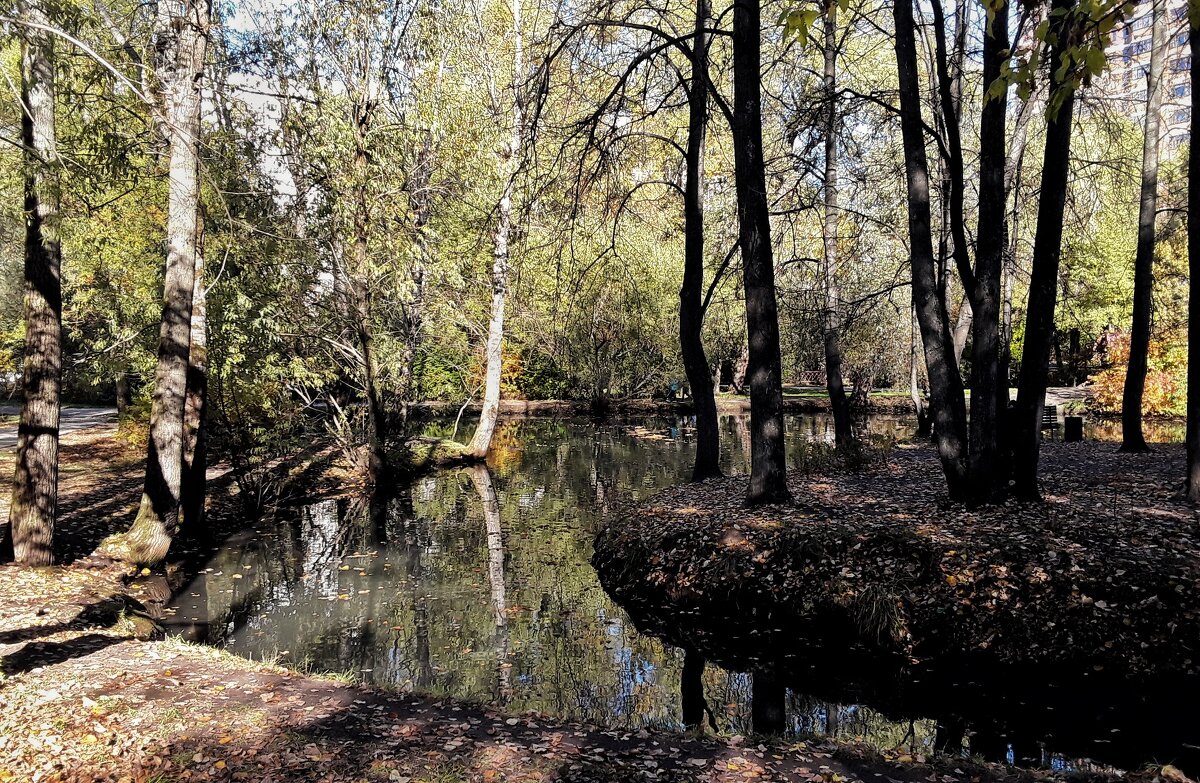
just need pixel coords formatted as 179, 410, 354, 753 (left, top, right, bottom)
0, 406, 118, 451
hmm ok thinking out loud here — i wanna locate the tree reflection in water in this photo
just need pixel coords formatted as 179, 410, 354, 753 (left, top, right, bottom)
165, 415, 968, 756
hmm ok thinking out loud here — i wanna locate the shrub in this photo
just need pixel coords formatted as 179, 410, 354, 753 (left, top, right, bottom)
1089, 331, 1186, 417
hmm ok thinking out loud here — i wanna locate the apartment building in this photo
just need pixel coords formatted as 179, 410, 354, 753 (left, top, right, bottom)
1103, 0, 1192, 149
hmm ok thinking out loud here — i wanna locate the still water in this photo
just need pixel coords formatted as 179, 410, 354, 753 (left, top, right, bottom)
164, 413, 1189, 769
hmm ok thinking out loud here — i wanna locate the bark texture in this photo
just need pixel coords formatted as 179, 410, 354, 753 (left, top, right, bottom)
350, 96, 388, 486
967, 0, 1009, 503
1121, 0, 1167, 453
732, 0, 790, 505
1186, 12, 1200, 501
821, 0, 852, 447
118, 0, 209, 564
7, 0, 62, 566
181, 206, 208, 533
1012, 0, 1079, 500
469, 0, 524, 459
680, 0, 721, 481
892, 0, 969, 499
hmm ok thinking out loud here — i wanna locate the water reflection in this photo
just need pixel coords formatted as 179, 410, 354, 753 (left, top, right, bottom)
165, 413, 1190, 772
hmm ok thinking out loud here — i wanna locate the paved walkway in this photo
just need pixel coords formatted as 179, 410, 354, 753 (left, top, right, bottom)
0, 406, 117, 450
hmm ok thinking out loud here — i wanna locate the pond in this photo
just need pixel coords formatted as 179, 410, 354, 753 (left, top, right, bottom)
162, 412, 1192, 772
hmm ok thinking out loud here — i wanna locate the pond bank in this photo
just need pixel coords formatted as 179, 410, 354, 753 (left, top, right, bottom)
593, 442, 1200, 772
409, 394, 916, 418
1, 563, 1188, 783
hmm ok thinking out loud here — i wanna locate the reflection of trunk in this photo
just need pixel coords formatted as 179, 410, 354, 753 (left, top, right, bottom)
181, 206, 208, 533
820, 1, 851, 447
680, 0, 721, 481
681, 648, 708, 730
469, 465, 511, 703
751, 669, 785, 735
935, 717, 966, 754
825, 702, 840, 735
119, 0, 210, 564
893, 0, 968, 499
1122, 0, 1167, 454
967, 0, 1009, 504
1187, 15, 1200, 502
469, 0, 524, 459
7, 0, 62, 566
732, 0, 790, 505
1012, 0, 1079, 500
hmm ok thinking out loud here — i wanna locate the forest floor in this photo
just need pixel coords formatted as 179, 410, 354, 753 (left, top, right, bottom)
595, 441, 1200, 676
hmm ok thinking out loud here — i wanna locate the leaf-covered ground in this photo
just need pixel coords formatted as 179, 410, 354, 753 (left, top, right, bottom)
596, 442, 1200, 678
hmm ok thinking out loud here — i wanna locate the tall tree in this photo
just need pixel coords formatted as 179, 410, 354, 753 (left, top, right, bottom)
732, 0, 791, 505
892, 0, 969, 499
1011, 0, 1080, 500
1121, 0, 1167, 453
680, 0, 722, 480
1186, 3, 1200, 502
6, 0, 63, 566
820, 0, 852, 447
349, 86, 388, 485
966, 0, 1009, 503
108, 0, 210, 564
469, 0, 526, 459
181, 206, 208, 531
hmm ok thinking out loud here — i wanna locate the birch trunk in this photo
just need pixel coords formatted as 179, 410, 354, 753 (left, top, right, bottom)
113, 0, 209, 564
469, 0, 524, 459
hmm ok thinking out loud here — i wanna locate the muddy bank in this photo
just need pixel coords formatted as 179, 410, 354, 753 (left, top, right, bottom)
593, 442, 1200, 771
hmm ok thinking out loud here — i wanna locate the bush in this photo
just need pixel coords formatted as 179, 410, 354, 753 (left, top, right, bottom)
1089, 331, 1186, 417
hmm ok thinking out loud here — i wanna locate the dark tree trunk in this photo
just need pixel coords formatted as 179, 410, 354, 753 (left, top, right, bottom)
181, 206, 207, 534
751, 669, 786, 735
1121, 0, 1166, 453
732, 343, 749, 394
6, 0, 62, 567
397, 134, 433, 416
1012, 0, 1079, 501
930, 0, 973, 301
731, 0, 790, 505
1187, 14, 1200, 502
680, 0, 721, 481
821, 0, 852, 447
115, 372, 134, 419
350, 101, 388, 486
892, 0, 969, 499
1001, 84, 1038, 392
681, 647, 707, 730
967, 0, 1009, 504
114, 0, 209, 565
